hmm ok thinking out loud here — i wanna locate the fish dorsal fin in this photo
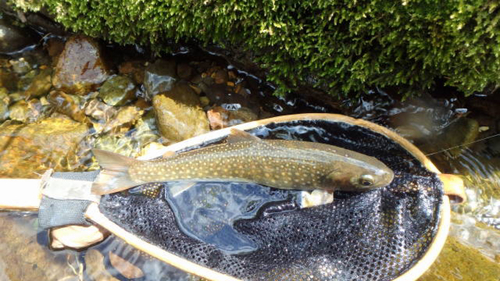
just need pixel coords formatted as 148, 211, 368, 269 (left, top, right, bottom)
227, 129, 262, 143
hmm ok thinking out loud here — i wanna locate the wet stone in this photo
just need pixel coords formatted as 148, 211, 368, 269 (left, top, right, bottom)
24, 68, 52, 98
85, 249, 119, 281
118, 60, 146, 84
0, 91, 9, 121
52, 35, 110, 95
153, 82, 209, 142
48, 90, 88, 123
9, 58, 32, 74
207, 106, 258, 130
109, 251, 144, 279
0, 117, 89, 177
99, 75, 136, 106
0, 18, 39, 54
177, 63, 193, 80
8, 100, 29, 122
144, 59, 177, 99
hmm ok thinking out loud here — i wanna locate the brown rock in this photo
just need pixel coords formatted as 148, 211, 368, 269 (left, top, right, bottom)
118, 60, 146, 84
0, 215, 80, 281
46, 37, 65, 60
52, 35, 110, 95
177, 63, 193, 80
153, 82, 209, 142
109, 251, 144, 279
85, 249, 119, 281
0, 117, 89, 177
143, 59, 177, 98
207, 106, 258, 130
214, 69, 228, 84
47, 90, 88, 123
24, 68, 52, 98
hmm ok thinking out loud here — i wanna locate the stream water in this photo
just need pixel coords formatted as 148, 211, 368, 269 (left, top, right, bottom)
0, 13, 499, 281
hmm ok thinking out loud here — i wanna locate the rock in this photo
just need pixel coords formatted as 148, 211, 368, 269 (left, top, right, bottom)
9, 57, 32, 74
98, 75, 136, 106
207, 106, 258, 130
0, 215, 82, 281
0, 69, 18, 91
421, 117, 479, 158
118, 60, 146, 84
85, 250, 119, 281
8, 99, 44, 123
0, 89, 9, 121
214, 69, 228, 84
45, 37, 65, 59
0, 18, 39, 54
24, 68, 52, 98
419, 236, 500, 281
143, 59, 177, 99
50, 225, 109, 250
47, 90, 88, 123
177, 63, 192, 80
52, 35, 110, 95
84, 99, 117, 121
108, 251, 144, 279
153, 82, 210, 142
0, 117, 88, 177
101, 106, 143, 133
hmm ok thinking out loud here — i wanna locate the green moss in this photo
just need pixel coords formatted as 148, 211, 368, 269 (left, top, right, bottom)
11, 0, 500, 98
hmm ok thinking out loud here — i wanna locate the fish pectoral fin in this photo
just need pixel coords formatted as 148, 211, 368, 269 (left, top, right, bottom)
169, 181, 197, 197
91, 149, 139, 195
227, 128, 262, 143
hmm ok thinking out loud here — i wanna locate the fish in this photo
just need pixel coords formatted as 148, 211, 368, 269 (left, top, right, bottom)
91, 129, 394, 195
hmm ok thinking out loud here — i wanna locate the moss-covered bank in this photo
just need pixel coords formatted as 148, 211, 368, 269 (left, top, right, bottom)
9, 1, 500, 98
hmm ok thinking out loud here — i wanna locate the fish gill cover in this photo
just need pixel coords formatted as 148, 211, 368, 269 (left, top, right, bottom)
99, 119, 443, 280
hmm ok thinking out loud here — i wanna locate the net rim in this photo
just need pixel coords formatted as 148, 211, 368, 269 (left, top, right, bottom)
88, 113, 451, 281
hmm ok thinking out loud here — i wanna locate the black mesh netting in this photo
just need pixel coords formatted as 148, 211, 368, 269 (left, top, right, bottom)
99, 120, 443, 281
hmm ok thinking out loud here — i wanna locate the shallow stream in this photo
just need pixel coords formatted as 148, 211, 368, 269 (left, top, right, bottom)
0, 13, 499, 281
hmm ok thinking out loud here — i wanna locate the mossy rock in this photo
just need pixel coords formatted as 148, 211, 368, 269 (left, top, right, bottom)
8, 1, 500, 98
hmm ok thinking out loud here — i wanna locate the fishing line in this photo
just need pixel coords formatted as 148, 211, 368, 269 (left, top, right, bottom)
391, 132, 500, 168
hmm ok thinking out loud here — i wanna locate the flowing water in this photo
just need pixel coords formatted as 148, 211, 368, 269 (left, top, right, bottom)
0, 13, 499, 281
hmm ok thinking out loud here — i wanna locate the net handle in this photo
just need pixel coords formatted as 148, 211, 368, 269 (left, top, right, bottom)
84, 203, 242, 281
0, 178, 42, 211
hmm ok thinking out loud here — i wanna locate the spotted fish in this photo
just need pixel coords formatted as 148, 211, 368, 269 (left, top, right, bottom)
91, 129, 394, 195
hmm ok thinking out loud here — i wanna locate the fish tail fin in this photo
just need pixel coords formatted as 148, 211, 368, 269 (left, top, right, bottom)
91, 149, 140, 195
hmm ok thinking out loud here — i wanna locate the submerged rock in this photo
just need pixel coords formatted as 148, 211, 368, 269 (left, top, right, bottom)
0, 89, 9, 121
144, 60, 177, 99
47, 90, 88, 123
421, 117, 479, 158
419, 236, 500, 281
153, 82, 209, 142
109, 251, 144, 279
85, 249, 119, 281
118, 60, 146, 84
52, 35, 110, 95
101, 106, 143, 133
8, 99, 44, 123
207, 106, 258, 130
24, 68, 52, 98
98, 75, 136, 106
153, 83, 209, 142
0, 117, 88, 178
0, 18, 39, 54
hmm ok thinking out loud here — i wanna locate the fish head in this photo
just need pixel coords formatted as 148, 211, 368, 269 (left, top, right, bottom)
326, 160, 394, 191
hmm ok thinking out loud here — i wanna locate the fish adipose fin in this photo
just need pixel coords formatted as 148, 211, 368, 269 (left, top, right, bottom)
227, 129, 262, 143
91, 149, 140, 195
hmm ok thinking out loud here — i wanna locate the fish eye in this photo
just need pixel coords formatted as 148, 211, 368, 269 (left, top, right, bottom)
358, 175, 374, 187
